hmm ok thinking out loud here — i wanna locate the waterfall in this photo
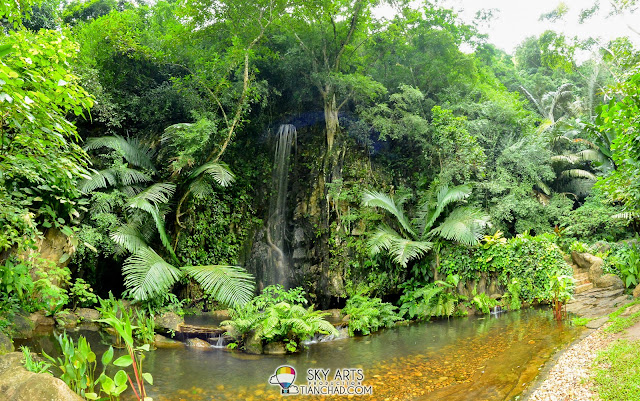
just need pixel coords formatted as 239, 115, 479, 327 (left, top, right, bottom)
266, 124, 297, 287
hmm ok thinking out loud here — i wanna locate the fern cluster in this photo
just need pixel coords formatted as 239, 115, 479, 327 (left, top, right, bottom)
399, 274, 461, 320
342, 294, 401, 336
222, 286, 338, 353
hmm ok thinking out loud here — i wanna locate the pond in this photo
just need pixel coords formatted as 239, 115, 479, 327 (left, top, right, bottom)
18, 308, 582, 401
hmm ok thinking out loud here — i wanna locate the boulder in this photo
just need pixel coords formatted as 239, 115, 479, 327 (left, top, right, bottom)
29, 312, 55, 328
244, 331, 263, 355
154, 334, 184, 349
75, 308, 100, 322
186, 338, 211, 349
55, 311, 79, 329
634, 284, 640, 298
154, 312, 184, 334
11, 313, 35, 339
595, 274, 625, 290
0, 332, 13, 355
0, 352, 83, 401
571, 252, 605, 283
263, 342, 287, 355
490, 293, 502, 300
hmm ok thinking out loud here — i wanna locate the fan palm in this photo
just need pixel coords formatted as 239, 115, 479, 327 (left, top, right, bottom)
82, 136, 253, 307
362, 183, 490, 268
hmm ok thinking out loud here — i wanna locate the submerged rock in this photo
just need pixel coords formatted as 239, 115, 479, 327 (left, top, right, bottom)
0, 352, 83, 401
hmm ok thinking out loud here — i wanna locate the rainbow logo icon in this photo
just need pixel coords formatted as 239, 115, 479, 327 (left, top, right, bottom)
269, 365, 299, 395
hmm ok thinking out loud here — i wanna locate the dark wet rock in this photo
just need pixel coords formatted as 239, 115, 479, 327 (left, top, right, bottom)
186, 338, 210, 349
0, 332, 13, 354
155, 334, 184, 349
263, 342, 287, 355
11, 313, 34, 339
154, 312, 184, 334
75, 308, 100, 322
0, 352, 83, 401
55, 311, 78, 329
244, 331, 263, 355
595, 274, 624, 289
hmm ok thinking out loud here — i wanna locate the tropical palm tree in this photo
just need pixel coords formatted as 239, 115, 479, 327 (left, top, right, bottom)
82, 136, 255, 307
362, 183, 490, 268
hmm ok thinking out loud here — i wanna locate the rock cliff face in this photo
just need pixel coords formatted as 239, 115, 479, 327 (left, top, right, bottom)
0, 352, 83, 401
244, 125, 351, 307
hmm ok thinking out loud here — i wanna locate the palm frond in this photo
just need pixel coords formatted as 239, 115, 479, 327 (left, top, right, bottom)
388, 237, 432, 268
429, 207, 489, 246
84, 136, 156, 172
561, 169, 597, 180
420, 185, 472, 232
612, 212, 639, 221
366, 224, 403, 256
128, 183, 176, 206
117, 167, 152, 186
122, 247, 183, 301
126, 183, 177, 261
189, 177, 215, 199
189, 162, 235, 187
183, 265, 255, 308
79, 169, 117, 193
110, 225, 149, 254
362, 190, 415, 236
576, 149, 606, 163
551, 154, 580, 164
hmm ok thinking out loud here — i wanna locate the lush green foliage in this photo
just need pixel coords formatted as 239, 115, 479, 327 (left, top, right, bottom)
341, 294, 401, 336
223, 286, 337, 352
439, 233, 572, 302
398, 275, 462, 320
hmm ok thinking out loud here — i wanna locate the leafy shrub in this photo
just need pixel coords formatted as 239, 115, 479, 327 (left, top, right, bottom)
341, 294, 401, 336
222, 286, 337, 352
398, 274, 461, 320
439, 233, 572, 302
602, 242, 640, 288
471, 289, 498, 314
69, 278, 98, 309
501, 278, 522, 311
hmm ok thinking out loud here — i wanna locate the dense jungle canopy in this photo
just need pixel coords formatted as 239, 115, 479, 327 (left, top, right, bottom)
1, 0, 640, 311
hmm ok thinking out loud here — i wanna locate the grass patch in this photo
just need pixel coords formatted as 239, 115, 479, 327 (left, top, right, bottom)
605, 299, 640, 334
572, 317, 593, 326
593, 339, 640, 401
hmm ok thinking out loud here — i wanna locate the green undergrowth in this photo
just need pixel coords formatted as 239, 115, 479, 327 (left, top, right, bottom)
593, 339, 640, 401
571, 316, 593, 326
605, 299, 640, 334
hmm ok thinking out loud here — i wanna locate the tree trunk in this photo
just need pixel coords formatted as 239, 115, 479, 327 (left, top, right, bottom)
324, 93, 339, 152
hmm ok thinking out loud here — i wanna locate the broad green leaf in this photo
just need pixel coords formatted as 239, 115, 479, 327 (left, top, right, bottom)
101, 347, 114, 366
142, 372, 153, 385
113, 355, 133, 367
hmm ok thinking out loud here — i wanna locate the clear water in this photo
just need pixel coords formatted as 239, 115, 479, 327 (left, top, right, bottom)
17, 308, 582, 401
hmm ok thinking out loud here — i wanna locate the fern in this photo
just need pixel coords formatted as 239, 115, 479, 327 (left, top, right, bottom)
342, 295, 401, 336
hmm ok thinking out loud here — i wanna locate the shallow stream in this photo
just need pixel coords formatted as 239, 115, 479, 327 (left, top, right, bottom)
18, 308, 582, 401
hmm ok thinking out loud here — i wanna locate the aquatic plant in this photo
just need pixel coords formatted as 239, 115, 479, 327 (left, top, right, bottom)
548, 273, 575, 321
21, 345, 51, 374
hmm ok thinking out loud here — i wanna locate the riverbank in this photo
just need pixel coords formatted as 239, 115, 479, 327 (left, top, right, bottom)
528, 300, 640, 401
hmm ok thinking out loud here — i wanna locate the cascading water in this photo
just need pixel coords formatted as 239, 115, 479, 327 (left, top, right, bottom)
265, 124, 297, 288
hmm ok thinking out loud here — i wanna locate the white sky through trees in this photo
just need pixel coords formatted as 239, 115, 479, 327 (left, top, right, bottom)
375, 0, 640, 55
